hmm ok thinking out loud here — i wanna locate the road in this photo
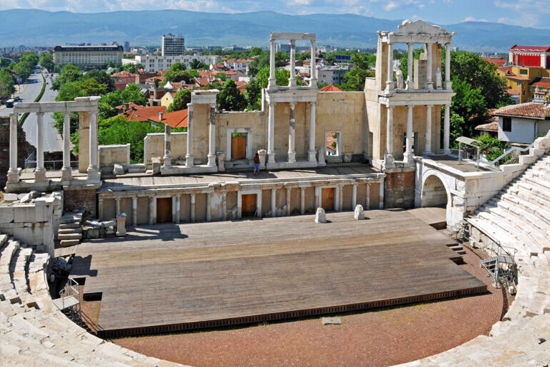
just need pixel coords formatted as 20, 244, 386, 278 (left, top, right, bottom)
0, 71, 62, 152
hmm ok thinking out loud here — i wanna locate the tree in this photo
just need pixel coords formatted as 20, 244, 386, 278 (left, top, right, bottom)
52, 64, 82, 90
189, 59, 208, 70
244, 78, 261, 110
256, 66, 291, 89
0, 69, 15, 99
351, 52, 369, 70
0, 58, 10, 68
56, 81, 87, 101
167, 89, 191, 112
83, 69, 115, 92
217, 79, 246, 111
170, 62, 186, 72
341, 68, 373, 91
39, 52, 54, 72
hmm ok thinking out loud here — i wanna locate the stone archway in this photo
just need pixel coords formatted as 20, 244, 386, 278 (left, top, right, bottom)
421, 174, 448, 208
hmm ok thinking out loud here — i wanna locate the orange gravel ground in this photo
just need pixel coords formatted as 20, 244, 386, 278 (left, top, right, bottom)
110, 243, 505, 367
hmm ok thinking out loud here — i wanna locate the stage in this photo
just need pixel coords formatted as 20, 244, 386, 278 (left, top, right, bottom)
71, 209, 486, 338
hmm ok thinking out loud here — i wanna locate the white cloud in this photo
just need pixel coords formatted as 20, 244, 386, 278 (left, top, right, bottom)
384, 1, 398, 11
462, 16, 488, 22
494, 0, 550, 28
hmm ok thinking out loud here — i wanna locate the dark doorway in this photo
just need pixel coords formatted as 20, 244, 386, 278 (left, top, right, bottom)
322, 188, 335, 211
157, 198, 172, 223
242, 194, 257, 217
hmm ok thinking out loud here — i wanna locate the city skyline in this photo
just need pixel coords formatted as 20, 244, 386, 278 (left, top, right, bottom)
1, 0, 549, 30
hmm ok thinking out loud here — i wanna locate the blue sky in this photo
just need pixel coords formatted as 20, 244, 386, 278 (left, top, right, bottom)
1, 0, 549, 29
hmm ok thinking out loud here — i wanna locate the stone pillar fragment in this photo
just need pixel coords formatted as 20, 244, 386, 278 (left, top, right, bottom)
308, 102, 317, 162
7, 114, 19, 184
35, 112, 46, 182
406, 42, 413, 91
267, 102, 276, 165
386, 41, 394, 94
116, 214, 127, 237
354, 205, 365, 220
424, 105, 433, 155
315, 207, 326, 223
207, 104, 216, 167
443, 104, 451, 154
61, 112, 72, 180
404, 105, 414, 164
385, 105, 394, 168
289, 40, 297, 87
163, 123, 172, 167
310, 40, 317, 87
288, 103, 296, 163
186, 104, 194, 168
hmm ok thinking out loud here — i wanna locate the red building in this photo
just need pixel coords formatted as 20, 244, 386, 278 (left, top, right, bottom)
509, 45, 550, 68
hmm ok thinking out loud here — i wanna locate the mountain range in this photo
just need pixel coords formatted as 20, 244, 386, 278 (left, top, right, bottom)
1, 9, 549, 52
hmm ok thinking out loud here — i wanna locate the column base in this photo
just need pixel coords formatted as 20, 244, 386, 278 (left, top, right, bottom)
86, 167, 101, 183
384, 153, 395, 170
445, 81, 453, 90
61, 167, 72, 181
288, 151, 296, 164
404, 152, 415, 165
309, 80, 317, 88
442, 149, 451, 156
308, 150, 317, 163
288, 80, 297, 88
185, 155, 194, 168
406, 80, 412, 91
267, 152, 276, 165
427, 82, 434, 91
7, 170, 19, 184
35, 169, 46, 182
385, 82, 395, 94
207, 154, 216, 167
163, 157, 172, 167
267, 79, 277, 90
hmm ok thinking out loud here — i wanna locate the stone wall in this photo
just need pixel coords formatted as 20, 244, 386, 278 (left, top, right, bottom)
384, 168, 415, 209
144, 133, 187, 167
0, 192, 63, 256
0, 116, 30, 190
64, 186, 97, 219
98, 144, 130, 174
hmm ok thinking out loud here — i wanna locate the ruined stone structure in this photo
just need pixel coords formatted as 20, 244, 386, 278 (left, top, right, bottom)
3, 20, 550, 367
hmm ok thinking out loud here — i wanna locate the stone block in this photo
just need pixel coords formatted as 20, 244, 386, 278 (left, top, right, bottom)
0, 207, 14, 223
116, 214, 127, 237
315, 207, 326, 223
354, 205, 365, 220
322, 317, 341, 325
113, 163, 125, 176
3, 194, 18, 202
14, 205, 47, 223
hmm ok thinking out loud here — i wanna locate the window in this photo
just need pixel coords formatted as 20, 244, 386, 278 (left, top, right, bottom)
502, 117, 512, 132
325, 131, 341, 156
519, 69, 528, 75
517, 81, 521, 87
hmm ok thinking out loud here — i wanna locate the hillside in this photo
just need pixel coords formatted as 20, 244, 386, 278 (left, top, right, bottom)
1, 9, 549, 51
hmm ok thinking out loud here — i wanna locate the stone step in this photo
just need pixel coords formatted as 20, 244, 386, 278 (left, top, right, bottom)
58, 233, 82, 241
128, 164, 147, 173
488, 207, 545, 250
60, 213, 83, 224
58, 228, 82, 234
449, 245, 466, 255
59, 223, 81, 229
59, 239, 80, 248
468, 217, 518, 249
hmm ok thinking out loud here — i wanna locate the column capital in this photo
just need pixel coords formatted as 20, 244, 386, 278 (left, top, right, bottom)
115, 197, 120, 202
289, 102, 296, 109
290, 39, 296, 46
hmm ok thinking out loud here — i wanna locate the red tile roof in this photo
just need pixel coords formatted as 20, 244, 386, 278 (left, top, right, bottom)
155, 109, 188, 129
533, 78, 550, 88
509, 45, 550, 52
116, 103, 167, 122
320, 85, 343, 92
483, 57, 506, 66
111, 71, 136, 78
474, 122, 498, 132
506, 89, 520, 95
493, 103, 550, 119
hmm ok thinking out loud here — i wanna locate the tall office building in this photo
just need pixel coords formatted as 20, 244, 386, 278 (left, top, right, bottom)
161, 34, 185, 56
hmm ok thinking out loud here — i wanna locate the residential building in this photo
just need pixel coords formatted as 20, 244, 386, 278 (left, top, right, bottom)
223, 58, 252, 74
532, 77, 550, 102
116, 102, 166, 122
162, 34, 185, 56
317, 65, 351, 85
509, 45, 550, 68
53, 45, 123, 68
497, 64, 549, 103
135, 54, 221, 72
493, 102, 550, 144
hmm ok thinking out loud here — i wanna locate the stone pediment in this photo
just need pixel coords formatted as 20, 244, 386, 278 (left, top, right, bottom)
397, 19, 448, 35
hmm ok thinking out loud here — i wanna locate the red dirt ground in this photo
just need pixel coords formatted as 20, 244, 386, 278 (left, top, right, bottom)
105, 243, 505, 367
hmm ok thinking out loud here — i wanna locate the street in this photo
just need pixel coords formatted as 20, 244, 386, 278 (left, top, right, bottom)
0, 71, 62, 152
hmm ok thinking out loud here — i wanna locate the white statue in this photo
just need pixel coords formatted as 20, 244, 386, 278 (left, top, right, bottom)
396, 70, 404, 89
354, 205, 365, 220
315, 207, 327, 223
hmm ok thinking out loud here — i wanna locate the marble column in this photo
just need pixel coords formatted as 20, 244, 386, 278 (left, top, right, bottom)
190, 193, 196, 222
426, 42, 433, 90
445, 42, 452, 90
148, 196, 156, 225
314, 187, 320, 208
424, 105, 433, 155
308, 102, 316, 162
336, 185, 343, 211
378, 181, 385, 210
271, 188, 276, 217
286, 187, 291, 216
385, 105, 394, 168
186, 103, 194, 168
207, 103, 216, 167
352, 183, 358, 208
173, 194, 180, 224
132, 196, 138, 226
206, 193, 211, 222
288, 103, 296, 163
35, 112, 46, 181
267, 102, 276, 165
289, 40, 297, 87
443, 104, 451, 154
365, 183, 370, 210
268, 38, 276, 89
404, 105, 414, 164
386, 42, 394, 94
300, 187, 305, 215
310, 40, 317, 87
406, 42, 413, 91
115, 197, 121, 216
61, 112, 72, 180
163, 123, 172, 167
87, 112, 99, 181
7, 114, 19, 184
98, 198, 104, 220
222, 192, 227, 221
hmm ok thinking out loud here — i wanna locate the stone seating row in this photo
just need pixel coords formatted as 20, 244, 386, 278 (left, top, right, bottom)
395, 153, 550, 366
0, 231, 188, 367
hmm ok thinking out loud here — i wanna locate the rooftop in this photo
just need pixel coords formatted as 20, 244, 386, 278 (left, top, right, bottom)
493, 102, 550, 119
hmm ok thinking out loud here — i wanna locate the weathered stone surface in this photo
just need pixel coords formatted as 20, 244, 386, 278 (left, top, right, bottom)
322, 317, 342, 325
354, 205, 365, 220
3, 193, 18, 202
116, 214, 127, 237
314, 207, 326, 223
113, 163, 125, 176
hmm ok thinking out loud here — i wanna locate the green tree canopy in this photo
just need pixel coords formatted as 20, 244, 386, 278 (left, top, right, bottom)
0, 69, 15, 99
190, 59, 208, 70
167, 89, 192, 112
244, 78, 261, 111
83, 69, 115, 93
39, 52, 54, 72
52, 64, 83, 90
217, 79, 246, 111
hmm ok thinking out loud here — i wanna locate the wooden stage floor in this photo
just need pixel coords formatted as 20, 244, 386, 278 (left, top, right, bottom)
71, 210, 486, 337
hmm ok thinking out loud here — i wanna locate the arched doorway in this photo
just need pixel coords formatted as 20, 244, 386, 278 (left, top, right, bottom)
421, 175, 448, 208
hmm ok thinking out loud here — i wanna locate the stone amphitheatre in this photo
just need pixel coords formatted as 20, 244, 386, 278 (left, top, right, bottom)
1, 20, 550, 367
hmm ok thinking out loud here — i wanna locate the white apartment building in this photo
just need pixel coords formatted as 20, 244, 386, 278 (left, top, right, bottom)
53, 45, 123, 68
135, 54, 221, 72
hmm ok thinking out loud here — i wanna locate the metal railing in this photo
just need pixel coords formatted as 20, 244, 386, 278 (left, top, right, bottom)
489, 142, 534, 167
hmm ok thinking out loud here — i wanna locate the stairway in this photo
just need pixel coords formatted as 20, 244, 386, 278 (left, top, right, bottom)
58, 212, 83, 247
